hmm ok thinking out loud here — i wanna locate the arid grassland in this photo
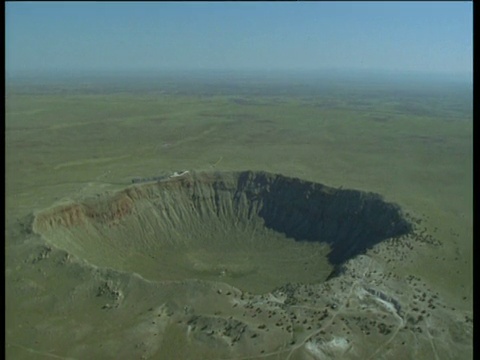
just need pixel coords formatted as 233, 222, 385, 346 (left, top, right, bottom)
5, 73, 472, 359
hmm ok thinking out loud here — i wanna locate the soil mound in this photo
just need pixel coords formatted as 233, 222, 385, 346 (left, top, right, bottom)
32, 171, 411, 293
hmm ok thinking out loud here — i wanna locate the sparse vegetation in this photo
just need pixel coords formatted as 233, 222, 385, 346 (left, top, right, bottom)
5, 73, 472, 359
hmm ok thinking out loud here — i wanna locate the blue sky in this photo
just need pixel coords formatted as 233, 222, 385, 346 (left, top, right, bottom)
5, 1, 473, 76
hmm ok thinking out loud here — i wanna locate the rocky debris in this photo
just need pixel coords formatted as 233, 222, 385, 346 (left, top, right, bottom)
365, 287, 402, 317
97, 280, 123, 309
26, 246, 52, 264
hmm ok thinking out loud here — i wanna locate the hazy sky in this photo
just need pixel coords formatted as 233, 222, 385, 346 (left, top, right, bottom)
5, 1, 473, 76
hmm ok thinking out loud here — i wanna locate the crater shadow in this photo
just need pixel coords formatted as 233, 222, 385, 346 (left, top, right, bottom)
235, 171, 412, 265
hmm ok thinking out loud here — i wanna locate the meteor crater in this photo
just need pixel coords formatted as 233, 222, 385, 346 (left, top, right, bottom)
33, 171, 411, 293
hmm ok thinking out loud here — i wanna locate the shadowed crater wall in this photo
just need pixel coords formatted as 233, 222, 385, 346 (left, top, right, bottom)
32, 171, 411, 293
236, 172, 412, 264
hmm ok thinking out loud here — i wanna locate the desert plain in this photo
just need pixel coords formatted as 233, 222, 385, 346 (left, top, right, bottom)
5, 71, 473, 359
